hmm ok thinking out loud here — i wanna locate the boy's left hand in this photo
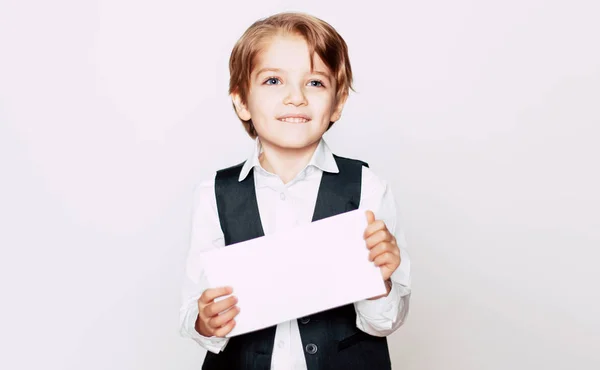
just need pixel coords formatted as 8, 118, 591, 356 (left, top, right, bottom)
364, 210, 401, 286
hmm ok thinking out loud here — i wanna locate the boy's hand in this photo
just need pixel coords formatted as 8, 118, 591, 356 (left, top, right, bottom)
364, 210, 401, 298
195, 286, 240, 338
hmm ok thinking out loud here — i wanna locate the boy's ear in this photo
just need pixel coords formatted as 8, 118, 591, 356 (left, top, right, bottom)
330, 92, 348, 123
231, 93, 252, 121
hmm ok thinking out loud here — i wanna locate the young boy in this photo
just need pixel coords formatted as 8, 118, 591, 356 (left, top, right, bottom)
179, 12, 411, 370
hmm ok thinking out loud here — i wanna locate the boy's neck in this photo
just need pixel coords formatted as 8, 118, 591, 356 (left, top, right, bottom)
258, 138, 320, 184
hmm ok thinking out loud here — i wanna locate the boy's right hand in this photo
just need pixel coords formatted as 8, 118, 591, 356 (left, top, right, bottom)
195, 286, 240, 338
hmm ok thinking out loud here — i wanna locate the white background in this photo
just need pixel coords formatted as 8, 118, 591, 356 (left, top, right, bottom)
1, 0, 599, 369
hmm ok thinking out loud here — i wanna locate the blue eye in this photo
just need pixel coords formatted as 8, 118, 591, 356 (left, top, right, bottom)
309, 80, 324, 87
265, 77, 281, 85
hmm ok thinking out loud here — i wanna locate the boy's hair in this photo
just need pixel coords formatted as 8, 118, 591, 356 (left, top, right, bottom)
229, 12, 354, 138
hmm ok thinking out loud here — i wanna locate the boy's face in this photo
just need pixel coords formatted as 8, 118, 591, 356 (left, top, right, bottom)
233, 33, 345, 150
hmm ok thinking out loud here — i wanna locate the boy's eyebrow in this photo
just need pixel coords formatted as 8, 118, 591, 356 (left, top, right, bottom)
255, 67, 283, 76
254, 67, 332, 80
311, 70, 332, 80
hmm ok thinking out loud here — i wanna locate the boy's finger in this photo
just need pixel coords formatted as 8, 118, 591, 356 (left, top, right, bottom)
373, 252, 394, 267
213, 319, 236, 338
204, 295, 238, 317
365, 230, 392, 249
200, 286, 233, 304
365, 210, 375, 224
368, 242, 392, 261
209, 306, 240, 329
363, 219, 386, 238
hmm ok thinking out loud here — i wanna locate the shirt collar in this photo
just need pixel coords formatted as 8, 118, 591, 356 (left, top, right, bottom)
238, 137, 339, 182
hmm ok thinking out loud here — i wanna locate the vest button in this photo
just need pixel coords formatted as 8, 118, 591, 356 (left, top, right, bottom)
300, 316, 310, 324
305, 343, 318, 355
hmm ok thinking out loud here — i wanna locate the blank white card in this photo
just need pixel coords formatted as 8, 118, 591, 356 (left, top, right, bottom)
198, 208, 387, 337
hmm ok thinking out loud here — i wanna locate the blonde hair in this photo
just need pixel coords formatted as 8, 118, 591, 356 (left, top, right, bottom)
229, 12, 354, 138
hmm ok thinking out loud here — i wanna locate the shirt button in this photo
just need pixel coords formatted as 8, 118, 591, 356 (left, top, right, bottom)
280, 192, 286, 200
305, 343, 318, 355
278, 340, 285, 348
299, 316, 310, 324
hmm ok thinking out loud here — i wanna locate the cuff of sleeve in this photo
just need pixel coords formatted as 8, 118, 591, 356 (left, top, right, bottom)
183, 305, 229, 354
355, 281, 402, 325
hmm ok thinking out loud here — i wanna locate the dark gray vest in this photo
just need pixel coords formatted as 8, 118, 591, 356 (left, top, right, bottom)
202, 155, 391, 370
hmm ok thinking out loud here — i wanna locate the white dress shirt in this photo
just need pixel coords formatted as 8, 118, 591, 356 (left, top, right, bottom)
179, 138, 412, 370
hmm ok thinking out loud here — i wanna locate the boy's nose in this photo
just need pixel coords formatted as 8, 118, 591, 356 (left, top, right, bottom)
283, 86, 308, 106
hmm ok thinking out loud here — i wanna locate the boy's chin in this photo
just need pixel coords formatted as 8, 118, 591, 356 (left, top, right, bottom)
266, 136, 322, 151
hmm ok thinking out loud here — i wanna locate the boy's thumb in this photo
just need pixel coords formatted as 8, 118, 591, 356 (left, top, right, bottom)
366, 210, 375, 224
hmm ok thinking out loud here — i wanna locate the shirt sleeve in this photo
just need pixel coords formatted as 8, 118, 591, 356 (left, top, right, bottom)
178, 177, 230, 353
353, 166, 412, 337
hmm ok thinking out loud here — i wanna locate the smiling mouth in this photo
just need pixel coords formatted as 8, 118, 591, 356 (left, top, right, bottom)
278, 117, 310, 123
277, 114, 310, 123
